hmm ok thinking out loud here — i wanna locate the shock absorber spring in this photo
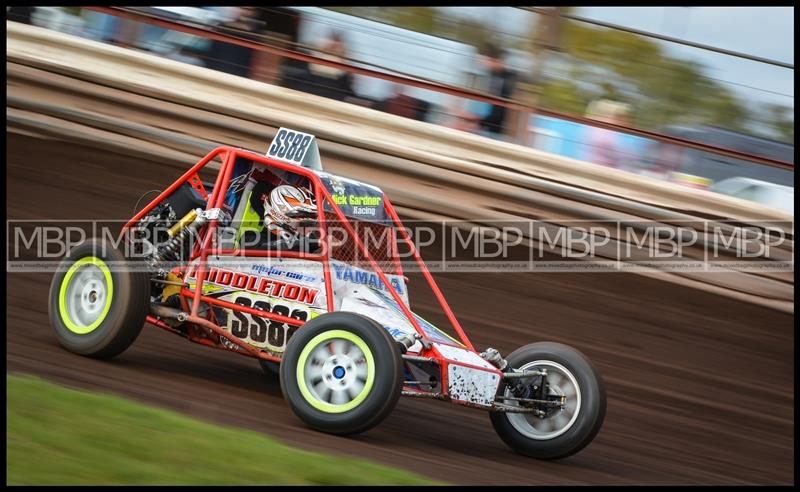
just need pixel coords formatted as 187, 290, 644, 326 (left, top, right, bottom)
151, 208, 208, 263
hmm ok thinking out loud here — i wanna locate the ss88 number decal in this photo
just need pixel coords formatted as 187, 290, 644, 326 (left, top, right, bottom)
228, 295, 309, 351
267, 128, 313, 165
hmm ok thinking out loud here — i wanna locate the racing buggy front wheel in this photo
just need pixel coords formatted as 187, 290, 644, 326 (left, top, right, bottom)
490, 342, 606, 459
48, 237, 150, 359
280, 312, 403, 435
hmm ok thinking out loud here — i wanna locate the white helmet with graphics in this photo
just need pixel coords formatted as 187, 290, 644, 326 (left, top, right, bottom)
263, 184, 317, 243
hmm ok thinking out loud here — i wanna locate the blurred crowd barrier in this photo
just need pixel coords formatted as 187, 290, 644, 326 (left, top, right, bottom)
5, 6, 794, 215
7, 20, 793, 311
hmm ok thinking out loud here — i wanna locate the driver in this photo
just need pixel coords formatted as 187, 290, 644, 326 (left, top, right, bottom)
259, 184, 319, 252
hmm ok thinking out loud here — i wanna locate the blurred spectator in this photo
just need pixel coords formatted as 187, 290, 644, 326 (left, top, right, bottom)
108, 16, 142, 49
378, 84, 430, 121
583, 98, 633, 169
281, 30, 372, 106
476, 43, 517, 137
308, 31, 349, 80
203, 7, 261, 77
450, 43, 517, 139
7, 6, 35, 25
449, 100, 482, 133
245, 7, 299, 85
643, 141, 686, 179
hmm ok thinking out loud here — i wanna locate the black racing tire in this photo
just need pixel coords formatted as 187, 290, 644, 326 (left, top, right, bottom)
490, 342, 606, 460
48, 237, 151, 359
258, 359, 281, 377
280, 312, 403, 435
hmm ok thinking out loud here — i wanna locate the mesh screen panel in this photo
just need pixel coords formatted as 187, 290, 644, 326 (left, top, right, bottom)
324, 212, 398, 275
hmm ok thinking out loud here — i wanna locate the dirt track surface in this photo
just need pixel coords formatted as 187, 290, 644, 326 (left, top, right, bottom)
6, 133, 794, 485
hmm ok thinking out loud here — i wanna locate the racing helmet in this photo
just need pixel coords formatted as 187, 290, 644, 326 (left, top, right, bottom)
262, 185, 317, 242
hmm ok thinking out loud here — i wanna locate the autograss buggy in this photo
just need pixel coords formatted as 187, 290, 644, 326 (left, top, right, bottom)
49, 129, 606, 459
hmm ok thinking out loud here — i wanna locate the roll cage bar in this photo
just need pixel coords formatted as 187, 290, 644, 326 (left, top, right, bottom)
123, 146, 475, 354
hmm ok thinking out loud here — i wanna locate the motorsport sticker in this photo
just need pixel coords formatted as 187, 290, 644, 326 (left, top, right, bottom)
369, 288, 460, 346
315, 171, 388, 222
331, 260, 405, 296
251, 264, 318, 286
186, 264, 321, 306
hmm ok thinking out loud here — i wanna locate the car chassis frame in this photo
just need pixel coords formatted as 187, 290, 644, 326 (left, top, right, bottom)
123, 145, 556, 414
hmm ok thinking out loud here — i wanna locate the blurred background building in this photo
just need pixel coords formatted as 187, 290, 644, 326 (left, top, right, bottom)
8, 6, 793, 212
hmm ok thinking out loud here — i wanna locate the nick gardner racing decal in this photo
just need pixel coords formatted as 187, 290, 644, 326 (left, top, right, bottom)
315, 172, 388, 222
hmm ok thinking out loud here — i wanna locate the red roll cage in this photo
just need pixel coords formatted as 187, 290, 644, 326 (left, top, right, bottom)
123, 146, 476, 364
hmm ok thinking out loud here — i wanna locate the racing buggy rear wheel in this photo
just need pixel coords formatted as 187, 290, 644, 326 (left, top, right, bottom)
48, 237, 150, 359
490, 342, 606, 460
280, 312, 403, 435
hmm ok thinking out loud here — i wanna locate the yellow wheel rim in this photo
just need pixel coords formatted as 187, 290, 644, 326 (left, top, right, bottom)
296, 330, 375, 413
58, 257, 113, 334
